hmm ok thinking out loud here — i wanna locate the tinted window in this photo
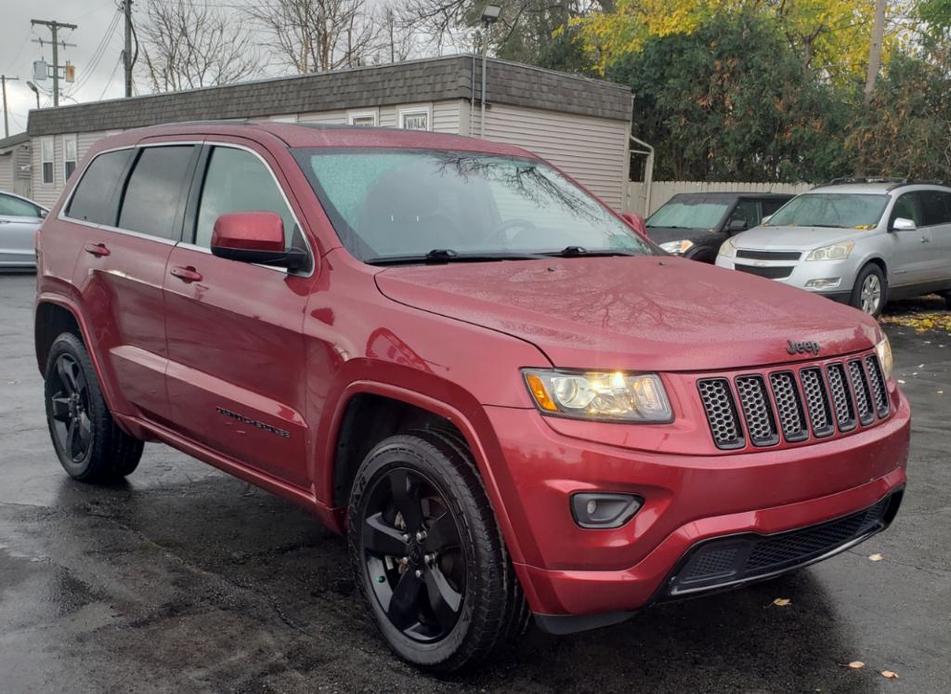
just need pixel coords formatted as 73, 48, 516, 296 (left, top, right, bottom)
0, 193, 41, 218
66, 149, 134, 225
761, 198, 788, 216
727, 199, 760, 230
917, 190, 951, 226
891, 193, 921, 226
118, 146, 196, 239
194, 147, 296, 249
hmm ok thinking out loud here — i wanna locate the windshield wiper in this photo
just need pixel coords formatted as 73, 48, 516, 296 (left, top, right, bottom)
544, 246, 639, 258
366, 249, 546, 266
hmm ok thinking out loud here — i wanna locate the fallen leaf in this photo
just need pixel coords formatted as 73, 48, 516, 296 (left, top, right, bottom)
881, 670, 899, 680
848, 661, 865, 669
772, 598, 791, 607
868, 553, 883, 561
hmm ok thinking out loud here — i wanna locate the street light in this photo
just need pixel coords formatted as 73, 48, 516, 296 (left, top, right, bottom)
479, 4, 501, 138
26, 81, 40, 109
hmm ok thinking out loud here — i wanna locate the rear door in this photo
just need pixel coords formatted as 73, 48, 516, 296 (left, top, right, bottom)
68, 143, 199, 422
885, 191, 933, 289
0, 192, 43, 266
162, 140, 313, 489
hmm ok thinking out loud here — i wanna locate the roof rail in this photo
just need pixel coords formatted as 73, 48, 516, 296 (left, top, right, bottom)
820, 177, 947, 191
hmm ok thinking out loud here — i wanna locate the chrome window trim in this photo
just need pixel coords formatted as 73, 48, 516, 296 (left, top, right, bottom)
58, 138, 315, 278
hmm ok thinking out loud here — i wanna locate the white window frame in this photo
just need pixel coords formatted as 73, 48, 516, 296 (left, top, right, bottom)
398, 105, 432, 131
348, 110, 378, 127
41, 136, 54, 184
269, 114, 298, 123
63, 134, 78, 180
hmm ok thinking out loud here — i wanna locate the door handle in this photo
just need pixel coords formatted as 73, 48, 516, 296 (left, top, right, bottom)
84, 242, 110, 257
170, 265, 203, 283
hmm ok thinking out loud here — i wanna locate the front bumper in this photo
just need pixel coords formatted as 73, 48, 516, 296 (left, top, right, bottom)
484, 390, 910, 625
715, 254, 859, 296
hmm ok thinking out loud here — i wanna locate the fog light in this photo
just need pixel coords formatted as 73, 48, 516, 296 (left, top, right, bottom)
571, 493, 642, 529
805, 277, 841, 289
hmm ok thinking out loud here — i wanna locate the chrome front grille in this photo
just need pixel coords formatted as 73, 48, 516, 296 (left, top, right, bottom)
698, 352, 891, 450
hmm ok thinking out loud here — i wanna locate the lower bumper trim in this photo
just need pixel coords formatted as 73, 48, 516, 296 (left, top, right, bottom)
533, 610, 636, 635
663, 490, 902, 599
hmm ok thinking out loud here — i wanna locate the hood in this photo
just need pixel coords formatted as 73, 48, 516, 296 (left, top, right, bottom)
733, 225, 873, 250
374, 256, 880, 372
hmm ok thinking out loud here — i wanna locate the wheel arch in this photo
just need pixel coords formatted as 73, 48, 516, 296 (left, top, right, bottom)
34, 296, 126, 416
320, 380, 531, 567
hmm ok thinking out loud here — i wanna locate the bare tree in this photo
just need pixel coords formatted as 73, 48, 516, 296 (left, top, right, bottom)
138, 0, 260, 92
248, 0, 379, 73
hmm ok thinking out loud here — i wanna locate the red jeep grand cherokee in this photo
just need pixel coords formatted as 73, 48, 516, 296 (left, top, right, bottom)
35, 123, 908, 672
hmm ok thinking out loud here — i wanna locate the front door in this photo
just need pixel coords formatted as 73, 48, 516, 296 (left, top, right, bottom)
885, 191, 934, 290
162, 142, 313, 489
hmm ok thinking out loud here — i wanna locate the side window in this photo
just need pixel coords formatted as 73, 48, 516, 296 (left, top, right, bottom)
194, 146, 297, 249
66, 149, 135, 225
41, 137, 54, 184
761, 199, 787, 217
118, 146, 196, 240
64, 135, 78, 180
727, 199, 760, 230
0, 193, 41, 218
891, 193, 921, 227
918, 190, 951, 227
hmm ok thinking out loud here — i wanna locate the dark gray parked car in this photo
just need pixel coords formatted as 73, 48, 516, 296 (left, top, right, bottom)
647, 192, 793, 263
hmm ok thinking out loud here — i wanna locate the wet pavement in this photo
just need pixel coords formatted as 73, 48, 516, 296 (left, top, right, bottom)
1, 272, 949, 693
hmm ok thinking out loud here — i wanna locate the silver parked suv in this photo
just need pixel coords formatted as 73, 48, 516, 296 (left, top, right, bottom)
716, 180, 951, 316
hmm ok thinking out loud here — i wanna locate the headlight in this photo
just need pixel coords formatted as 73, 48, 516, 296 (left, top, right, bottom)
875, 335, 893, 381
806, 241, 854, 261
719, 237, 737, 258
523, 369, 673, 422
659, 239, 694, 255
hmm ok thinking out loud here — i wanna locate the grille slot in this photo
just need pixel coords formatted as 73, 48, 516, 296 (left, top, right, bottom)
799, 368, 834, 437
826, 364, 856, 432
769, 372, 808, 442
736, 249, 802, 261
849, 360, 875, 425
735, 375, 779, 446
865, 355, 889, 417
735, 264, 793, 280
698, 379, 744, 450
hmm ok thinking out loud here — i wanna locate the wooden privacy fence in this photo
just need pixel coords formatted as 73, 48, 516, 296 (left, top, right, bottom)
624, 181, 814, 216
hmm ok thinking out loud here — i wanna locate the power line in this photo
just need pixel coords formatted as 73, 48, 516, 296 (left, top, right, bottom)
30, 19, 79, 107
99, 57, 123, 100
68, 9, 123, 95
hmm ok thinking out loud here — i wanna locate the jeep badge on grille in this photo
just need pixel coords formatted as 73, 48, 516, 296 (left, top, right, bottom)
787, 340, 821, 356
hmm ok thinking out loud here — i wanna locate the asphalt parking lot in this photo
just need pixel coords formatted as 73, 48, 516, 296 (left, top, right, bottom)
1, 272, 949, 693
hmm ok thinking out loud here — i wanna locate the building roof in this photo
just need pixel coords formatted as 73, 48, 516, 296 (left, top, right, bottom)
0, 132, 30, 152
27, 55, 633, 137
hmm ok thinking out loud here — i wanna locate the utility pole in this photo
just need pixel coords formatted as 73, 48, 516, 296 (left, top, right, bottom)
30, 19, 78, 107
123, 0, 133, 97
864, 0, 886, 105
1, 75, 20, 138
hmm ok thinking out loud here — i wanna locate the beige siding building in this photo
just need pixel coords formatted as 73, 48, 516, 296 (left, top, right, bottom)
26, 56, 633, 211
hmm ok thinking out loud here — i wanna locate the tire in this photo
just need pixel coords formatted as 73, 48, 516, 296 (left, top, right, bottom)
348, 430, 525, 673
849, 263, 887, 317
44, 332, 143, 483
941, 291, 951, 310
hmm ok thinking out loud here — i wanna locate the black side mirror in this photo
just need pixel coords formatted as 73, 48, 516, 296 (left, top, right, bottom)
727, 219, 748, 233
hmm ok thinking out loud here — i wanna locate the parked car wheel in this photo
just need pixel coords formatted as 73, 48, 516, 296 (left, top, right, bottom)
44, 333, 143, 482
941, 291, 951, 309
348, 430, 525, 673
850, 264, 887, 317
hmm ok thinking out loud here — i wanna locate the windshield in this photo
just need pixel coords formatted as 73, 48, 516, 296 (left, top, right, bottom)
646, 199, 730, 229
766, 193, 889, 229
293, 149, 654, 262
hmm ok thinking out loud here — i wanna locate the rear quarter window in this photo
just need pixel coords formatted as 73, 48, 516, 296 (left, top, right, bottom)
66, 149, 135, 225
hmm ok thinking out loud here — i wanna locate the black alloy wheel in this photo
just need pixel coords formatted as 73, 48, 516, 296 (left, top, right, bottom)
48, 353, 94, 465
362, 467, 466, 642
